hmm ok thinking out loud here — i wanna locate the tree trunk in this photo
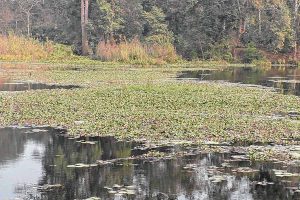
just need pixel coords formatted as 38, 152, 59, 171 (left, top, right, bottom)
293, 0, 299, 60
81, 0, 89, 55
84, 0, 89, 26
27, 12, 30, 36
258, 8, 261, 37
15, 20, 18, 32
294, 41, 298, 61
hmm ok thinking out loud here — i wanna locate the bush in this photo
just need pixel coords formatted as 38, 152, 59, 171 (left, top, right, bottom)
242, 43, 263, 63
48, 43, 75, 60
204, 40, 234, 62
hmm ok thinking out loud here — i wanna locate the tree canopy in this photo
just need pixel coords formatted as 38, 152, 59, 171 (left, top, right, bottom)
0, 0, 299, 60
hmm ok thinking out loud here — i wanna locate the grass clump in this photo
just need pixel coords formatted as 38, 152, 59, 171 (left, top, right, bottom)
0, 34, 104, 64
0, 34, 52, 62
96, 38, 180, 65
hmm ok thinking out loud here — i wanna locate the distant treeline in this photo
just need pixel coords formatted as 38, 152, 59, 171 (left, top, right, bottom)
0, 0, 299, 62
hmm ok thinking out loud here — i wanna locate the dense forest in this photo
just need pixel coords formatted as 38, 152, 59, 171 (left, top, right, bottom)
0, 0, 299, 63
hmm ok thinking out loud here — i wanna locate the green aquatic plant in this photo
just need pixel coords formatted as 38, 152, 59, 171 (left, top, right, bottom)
0, 66, 299, 145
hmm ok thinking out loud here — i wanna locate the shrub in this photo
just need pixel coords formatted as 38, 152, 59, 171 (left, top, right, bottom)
49, 43, 75, 60
204, 40, 234, 62
242, 43, 263, 63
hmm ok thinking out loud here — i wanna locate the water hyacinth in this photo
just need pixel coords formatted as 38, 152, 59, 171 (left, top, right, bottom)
0, 66, 299, 146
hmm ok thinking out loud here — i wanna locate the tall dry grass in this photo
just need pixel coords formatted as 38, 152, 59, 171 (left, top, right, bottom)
96, 38, 180, 64
0, 34, 54, 61
0, 34, 180, 64
0, 34, 77, 62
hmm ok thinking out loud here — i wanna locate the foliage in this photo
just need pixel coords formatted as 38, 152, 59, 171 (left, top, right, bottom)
0, 0, 299, 62
142, 6, 174, 45
48, 43, 74, 60
205, 40, 234, 62
95, 0, 123, 39
242, 43, 263, 63
243, 0, 293, 52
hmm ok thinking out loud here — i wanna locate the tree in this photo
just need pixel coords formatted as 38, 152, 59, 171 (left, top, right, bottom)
81, 0, 90, 55
291, 0, 300, 59
95, 0, 123, 40
0, 1, 14, 34
243, 0, 292, 53
117, 0, 144, 40
15, 0, 42, 36
0, 0, 299, 60
251, 0, 263, 37
143, 6, 174, 44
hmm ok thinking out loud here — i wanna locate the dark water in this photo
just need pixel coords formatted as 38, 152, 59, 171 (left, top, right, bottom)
0, 128, 300, 200
177, 66, 300, 96
0, 80, 80, 91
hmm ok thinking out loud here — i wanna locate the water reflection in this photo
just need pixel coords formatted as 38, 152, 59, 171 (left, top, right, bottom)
0, 80, 80, 91
0, 128, 50, 199
0, 128, 299, 200
177, 66, 300, 96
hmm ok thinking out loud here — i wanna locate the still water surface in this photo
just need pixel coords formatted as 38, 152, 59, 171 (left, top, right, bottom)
0, 80, 80, 91
177, 66, 300, 96
0, 128, 299, 200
